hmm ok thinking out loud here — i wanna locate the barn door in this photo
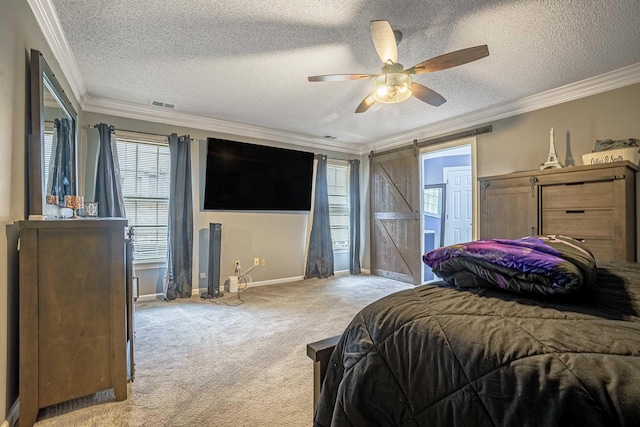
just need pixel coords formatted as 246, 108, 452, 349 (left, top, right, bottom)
370, 147, 420, 285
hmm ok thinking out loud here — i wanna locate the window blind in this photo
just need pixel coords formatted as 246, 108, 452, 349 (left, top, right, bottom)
43, 125, 54, 187
116, 135, 170, 263
327, 163, 350, 250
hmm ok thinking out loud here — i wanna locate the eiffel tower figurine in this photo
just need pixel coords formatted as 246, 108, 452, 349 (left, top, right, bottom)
540, 127, 563, 170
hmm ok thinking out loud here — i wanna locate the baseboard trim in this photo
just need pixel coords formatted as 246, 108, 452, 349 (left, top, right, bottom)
192, 275, 305, 296
136, 292, 165, 302
139, 272, 369, 301
245, 275, 305, 288
3, 398, 19, 427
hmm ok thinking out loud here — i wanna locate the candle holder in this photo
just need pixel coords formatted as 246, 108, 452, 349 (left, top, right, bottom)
85, 202, 98, 217
65, 195, 84, 218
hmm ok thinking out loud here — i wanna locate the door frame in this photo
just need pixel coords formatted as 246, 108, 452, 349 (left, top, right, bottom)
419, 136, 479, 282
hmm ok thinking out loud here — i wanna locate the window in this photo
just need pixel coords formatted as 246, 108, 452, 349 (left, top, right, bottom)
327, 162, 350, 250
116, 132, 170, 263
423, 185, 444, 217
43, 123, 54, 187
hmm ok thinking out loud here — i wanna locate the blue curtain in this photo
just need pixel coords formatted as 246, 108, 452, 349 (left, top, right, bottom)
164, 134, 194, 300
46, 118, 73, 203
305, 154, 334, 279
94, 123, 126, 217
348, 159, 361, 274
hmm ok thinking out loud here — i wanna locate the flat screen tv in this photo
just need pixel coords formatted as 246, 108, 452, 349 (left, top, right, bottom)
204, 137, 314, 211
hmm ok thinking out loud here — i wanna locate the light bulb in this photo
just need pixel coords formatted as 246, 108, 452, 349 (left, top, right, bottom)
373, 72, 412, 104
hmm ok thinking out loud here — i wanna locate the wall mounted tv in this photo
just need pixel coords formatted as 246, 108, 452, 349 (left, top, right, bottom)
204, 137, 315, 211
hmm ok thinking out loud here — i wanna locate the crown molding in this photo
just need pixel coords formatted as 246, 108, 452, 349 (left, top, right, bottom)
30, 0, 364, 155
28, 0, 89, 103
368, 62, 640, 153
82, 98, 364, 155
30, 0, 363, 155
84, 62, 640, 157
31, 0, 640, 157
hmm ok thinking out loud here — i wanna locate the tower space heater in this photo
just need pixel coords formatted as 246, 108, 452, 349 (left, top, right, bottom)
201, 223, 222, 299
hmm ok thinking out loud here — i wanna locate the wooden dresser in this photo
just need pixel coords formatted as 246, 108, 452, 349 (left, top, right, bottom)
479, 161, 638, 263
18, 218, 133, 427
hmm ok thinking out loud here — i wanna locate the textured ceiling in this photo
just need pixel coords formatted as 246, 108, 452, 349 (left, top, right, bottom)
49, 0, 640, 152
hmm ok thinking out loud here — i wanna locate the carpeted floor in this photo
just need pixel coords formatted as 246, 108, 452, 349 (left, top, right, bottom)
33, 274, 413, 426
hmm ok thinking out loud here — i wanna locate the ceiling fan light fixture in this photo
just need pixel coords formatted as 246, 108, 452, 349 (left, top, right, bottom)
309, 20, 489, 113
373, 72, 412, 104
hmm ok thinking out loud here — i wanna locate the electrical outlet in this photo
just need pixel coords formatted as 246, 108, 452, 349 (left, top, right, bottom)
254, 257, 260, 266
261, 258, 266, 267
200, 272, 206, 279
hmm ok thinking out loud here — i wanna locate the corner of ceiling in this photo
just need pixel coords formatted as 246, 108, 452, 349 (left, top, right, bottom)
30, 1, 365, 155
82, 97, 366, 155
32, 0, 640, 159
28, 0, 89, 104
367, 62, 640, 154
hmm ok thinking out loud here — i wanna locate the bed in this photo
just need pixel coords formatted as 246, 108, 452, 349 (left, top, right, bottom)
309, 236, 640, 426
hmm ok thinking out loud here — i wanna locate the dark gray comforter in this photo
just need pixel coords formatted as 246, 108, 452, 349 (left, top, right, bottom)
314, 263, 640, 426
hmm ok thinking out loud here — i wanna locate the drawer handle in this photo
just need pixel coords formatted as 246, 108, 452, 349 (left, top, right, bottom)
565, 182, 585, 186
565, 210, 585, 214
573, 238, 586, 243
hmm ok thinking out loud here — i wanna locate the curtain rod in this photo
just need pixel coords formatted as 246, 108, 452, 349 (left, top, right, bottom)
314, 155, 357, 163
89, 125, 195, 141
369, 125, 492, 158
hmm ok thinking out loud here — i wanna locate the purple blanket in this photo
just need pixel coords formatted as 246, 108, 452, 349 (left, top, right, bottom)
423, 235, 597, 295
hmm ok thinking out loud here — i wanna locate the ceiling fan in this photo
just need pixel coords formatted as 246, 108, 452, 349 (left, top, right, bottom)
308, 20, 489, 113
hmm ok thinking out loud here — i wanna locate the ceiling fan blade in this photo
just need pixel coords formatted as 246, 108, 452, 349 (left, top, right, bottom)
411, 83, 446, 107
308, 74, 377, 82
371, 20, 398, 64
409, 45, 489, 75
355, 92, 377, 113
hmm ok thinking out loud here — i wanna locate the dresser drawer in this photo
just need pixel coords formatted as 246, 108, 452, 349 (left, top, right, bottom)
579, 239, 614, 262
541, 180, 614, 209
541, 208, 614, 238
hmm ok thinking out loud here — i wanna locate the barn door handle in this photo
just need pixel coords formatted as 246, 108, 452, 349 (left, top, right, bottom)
480, 181, 489, 201
414, 210, 419, 220
529, 176, 538, 198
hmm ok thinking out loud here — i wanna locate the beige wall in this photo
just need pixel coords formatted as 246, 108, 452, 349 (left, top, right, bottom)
0, 0, 81, 418
2, 0, 639, 418
476, 83, 640, 177
81, 112, 360, 298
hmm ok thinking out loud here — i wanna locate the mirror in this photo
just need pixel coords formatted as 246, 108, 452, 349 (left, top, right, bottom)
423, 183, 445, 248
29, 49, 77, 218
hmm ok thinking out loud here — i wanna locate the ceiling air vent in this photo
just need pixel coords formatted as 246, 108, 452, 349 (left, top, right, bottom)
150, 100, 176, 109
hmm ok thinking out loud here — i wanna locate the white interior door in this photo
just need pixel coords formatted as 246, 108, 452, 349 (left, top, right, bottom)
443, 166, 472, 246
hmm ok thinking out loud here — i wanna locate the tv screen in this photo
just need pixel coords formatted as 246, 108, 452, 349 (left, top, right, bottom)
204, 138, 314, 211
